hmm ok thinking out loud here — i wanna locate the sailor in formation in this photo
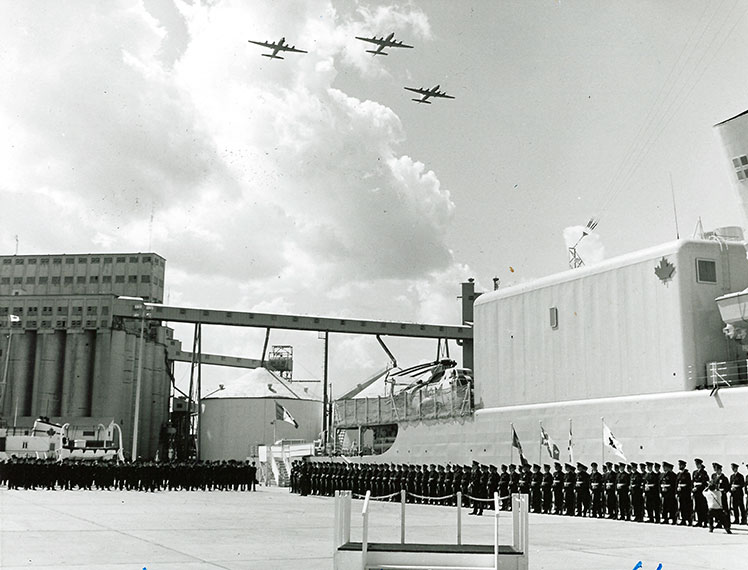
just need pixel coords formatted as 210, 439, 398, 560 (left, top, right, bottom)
288, 457, 747, 531
0, 457, 258, 491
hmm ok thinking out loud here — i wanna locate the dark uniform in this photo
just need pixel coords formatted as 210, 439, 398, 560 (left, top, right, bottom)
604, 462, 618, 519
660, 461, 678, 524
616, 463, 631, 520
563, 464, 576, 516
589, 462, 604, 518
675, 459, 692, 525
692, 459, 709, 527
530, 464, 543, 513
541, 464, 554, 514
468, 462, 484, 515
629, 463, 644, 522
729, 463, 746, 525
552, 462, 564, 515
575, 462, 590, 517
499, 465, 510, 510
644, 462, 660, 523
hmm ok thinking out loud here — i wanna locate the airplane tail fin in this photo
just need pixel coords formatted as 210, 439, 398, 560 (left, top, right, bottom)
366, 50, 387, 56
412, 99, 431, 104
261, 54, 284, 60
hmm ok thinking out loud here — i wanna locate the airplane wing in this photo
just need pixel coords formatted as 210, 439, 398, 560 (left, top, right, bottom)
403, 86, 431, 96
355, 36, 385, 46
248, 39, 277, 49
430, 91, 455, 100
355, 35, 413, 49
277, 44, 308, 54
386, 39, 413, 49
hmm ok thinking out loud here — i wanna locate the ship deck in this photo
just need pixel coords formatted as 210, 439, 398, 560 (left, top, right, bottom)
0, 485, 745, 569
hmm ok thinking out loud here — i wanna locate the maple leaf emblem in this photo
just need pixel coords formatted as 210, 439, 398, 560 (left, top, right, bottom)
654, 257, 675, 282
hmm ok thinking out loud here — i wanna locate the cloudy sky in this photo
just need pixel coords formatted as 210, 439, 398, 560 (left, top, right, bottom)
2, 1, 748, 399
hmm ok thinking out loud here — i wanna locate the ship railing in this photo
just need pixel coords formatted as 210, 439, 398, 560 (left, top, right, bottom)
334, 382, 473, 429
699, 360, 748, 391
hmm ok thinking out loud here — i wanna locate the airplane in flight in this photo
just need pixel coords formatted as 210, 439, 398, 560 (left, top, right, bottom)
247, 37, 307, 60
403, 85, 455, 104
354, 32, 413, 56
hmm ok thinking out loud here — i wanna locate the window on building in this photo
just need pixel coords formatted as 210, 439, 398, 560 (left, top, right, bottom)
87, 306, 97, 315
27, 307, 38, 315
25, 277, 34, 284
143, 256, 151, 262
38, 277, 48, 284
732, 155, 748, 181
53, 258, 61, 264
14, 259, 24, 265
76, 276, 85, 284
91, 257, 100, 263
116, 256, 126, 263
41, 320, 50, 328
51, 276, 60, 285
42, 306, 52, 315
2, 259, 11, 265
71, 320, 81, 328
40, 258, 49, 265
66, 258, 75, 264
58, 306, 68, 315
28, 258, 37, 265
0, 278, 9, 284
129, 256, 138, 263
141, 275, 151, 283
128, 275, 138, 283
696, 259, 717, 283
104, 257, 112, 263
56, 320, 66, 328
13, 277, 22, 284
115, 275, 125, 283
89, 276, 99, 283
102, 276, 111, 283
12, 307, 23, 315
73, 306, 82, 314
63, 276, 73, 284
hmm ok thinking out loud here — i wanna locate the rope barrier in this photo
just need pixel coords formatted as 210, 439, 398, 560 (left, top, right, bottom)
407, 491, 456, 501
352, 491, 400, 501
465, 494, 512, 502
350, 490, 513, 503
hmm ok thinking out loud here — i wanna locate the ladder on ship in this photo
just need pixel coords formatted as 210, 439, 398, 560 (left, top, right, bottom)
274, 456, 290, 487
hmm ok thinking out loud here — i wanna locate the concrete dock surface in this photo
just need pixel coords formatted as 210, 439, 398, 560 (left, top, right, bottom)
1, 486, 746, 569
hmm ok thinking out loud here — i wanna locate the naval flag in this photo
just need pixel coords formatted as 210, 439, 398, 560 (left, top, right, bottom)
567, 419, 574, 464
275, 402, 298, 428
540, 424, 560, 460
8, 314, 20, 323
511, 425, 529, 466
602, 421, 627, 461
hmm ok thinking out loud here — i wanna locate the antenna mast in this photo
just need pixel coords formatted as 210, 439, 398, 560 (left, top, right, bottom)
568, 218, 598, 269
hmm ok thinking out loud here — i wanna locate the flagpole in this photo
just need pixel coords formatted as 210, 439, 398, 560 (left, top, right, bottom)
601, 416, 605, 465
538, 421, 542, 464
510, 423, 514, 466
568, 418, 573, 464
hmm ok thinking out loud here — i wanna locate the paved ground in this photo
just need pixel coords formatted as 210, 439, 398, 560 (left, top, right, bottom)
1, 486, 746, 569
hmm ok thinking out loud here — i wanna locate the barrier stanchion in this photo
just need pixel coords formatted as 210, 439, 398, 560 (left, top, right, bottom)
400, 489, 406, 544
494, 492, 500, 570
456, 490, 462, 545
361, 490, 371, 570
